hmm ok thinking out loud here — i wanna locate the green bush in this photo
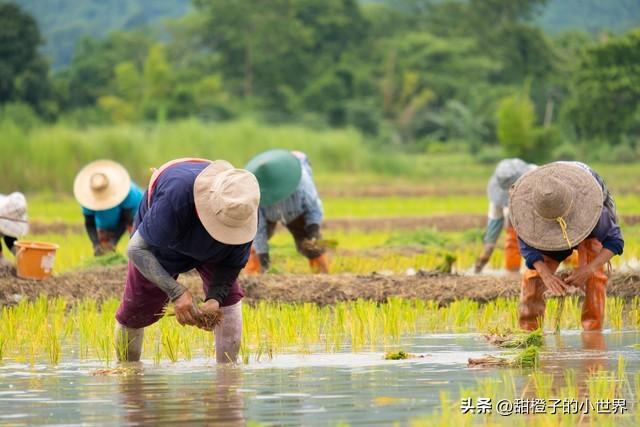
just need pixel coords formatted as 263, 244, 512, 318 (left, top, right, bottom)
0, 103, 41, 130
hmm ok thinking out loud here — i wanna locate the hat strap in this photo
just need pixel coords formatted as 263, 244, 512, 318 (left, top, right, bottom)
555, 216, 572, 249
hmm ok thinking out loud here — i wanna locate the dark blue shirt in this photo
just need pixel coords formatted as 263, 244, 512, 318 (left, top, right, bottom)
134, 162, 251, 276
519, 164, 624, 269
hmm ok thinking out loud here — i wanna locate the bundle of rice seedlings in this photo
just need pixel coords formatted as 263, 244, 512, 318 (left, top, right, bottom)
160, 305, 224, 331
468, 346, 539, 368
484, 329, 543, 349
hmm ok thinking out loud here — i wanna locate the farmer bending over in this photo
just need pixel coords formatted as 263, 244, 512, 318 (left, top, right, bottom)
74, 160, 143, 256
509, 162, 623, 331
474, 158, 536, 273
244, 150, 329, 274
0, 192, 29, 268
114, 158, 260, 363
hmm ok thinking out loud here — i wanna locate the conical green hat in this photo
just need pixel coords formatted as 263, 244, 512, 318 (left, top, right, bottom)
245, 150, 302, 206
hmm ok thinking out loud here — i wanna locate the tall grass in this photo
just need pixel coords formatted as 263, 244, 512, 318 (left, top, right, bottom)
4, 118, 640, 195
0, 119, 383, 193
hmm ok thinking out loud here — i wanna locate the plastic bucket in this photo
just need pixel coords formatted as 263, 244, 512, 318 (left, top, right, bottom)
15, 240, 60, 280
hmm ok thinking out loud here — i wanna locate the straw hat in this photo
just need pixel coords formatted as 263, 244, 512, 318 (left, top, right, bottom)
509, 163, 603, 251
487, 158, 536, 207
245, 150, 302, 206
73, 160, 131, 211
194, 160, 260, 245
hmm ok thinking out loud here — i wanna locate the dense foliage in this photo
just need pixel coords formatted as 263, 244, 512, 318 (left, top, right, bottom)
2, 0, 640, 163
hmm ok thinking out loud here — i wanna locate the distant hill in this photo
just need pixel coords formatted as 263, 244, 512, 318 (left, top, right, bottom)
9, 0, 640, 68
538, 0, 640, 34
11, 0, 190, 67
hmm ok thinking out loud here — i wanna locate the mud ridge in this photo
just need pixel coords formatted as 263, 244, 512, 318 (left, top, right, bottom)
0, 266, 638, 306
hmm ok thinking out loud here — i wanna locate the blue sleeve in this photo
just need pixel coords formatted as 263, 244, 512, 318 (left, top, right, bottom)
483, 217, 504, 245
253, 209, 269, 255
138, 184, 190, 250
300, 173, 323, 225
82, 206, 94, 216
591, 208, 624, 256
519, 237, 544, 270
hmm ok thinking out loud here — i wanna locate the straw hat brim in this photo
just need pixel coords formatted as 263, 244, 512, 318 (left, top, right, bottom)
73, 160, 131, 211
509, 163, 603, 251
194, 160, 258, 245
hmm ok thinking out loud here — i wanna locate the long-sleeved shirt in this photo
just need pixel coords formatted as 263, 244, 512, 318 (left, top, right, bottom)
483, 203, 509, 245
253, 162, 323, 254
519, 162, 624, 269
134, 161, 251, 303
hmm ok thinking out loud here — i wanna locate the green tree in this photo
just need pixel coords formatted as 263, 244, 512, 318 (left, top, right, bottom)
0, 3, 53, 115
562, 29, 640, 142
496, 91, 536, 158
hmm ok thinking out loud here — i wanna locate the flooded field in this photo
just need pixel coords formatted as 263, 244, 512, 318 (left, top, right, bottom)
1, 331, 638, 426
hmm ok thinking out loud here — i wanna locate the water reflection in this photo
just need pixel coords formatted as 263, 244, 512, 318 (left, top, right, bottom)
0, 331, 637, 425
117, 364, 245, 426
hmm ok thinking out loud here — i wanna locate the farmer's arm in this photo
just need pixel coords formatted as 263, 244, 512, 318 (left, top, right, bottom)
475, 202, 504, 272
3, 236, 16, 256
128, 231, 186, 301
564, 209, 623, 287
201, 244, 250, 313
300, 174, 323, 237
83, 213, 101, 249
253, 210, 270, 270
520, 237, 568, 296
128, 231, 199, 325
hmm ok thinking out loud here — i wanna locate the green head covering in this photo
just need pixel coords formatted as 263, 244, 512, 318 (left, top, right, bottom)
245, 150, 302, 206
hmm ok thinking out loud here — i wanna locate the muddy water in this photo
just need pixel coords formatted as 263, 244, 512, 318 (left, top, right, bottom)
0, 331, 638, 426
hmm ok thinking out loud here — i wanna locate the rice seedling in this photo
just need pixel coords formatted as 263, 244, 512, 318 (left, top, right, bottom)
484, 329, 543, 349
45, 325, 62, 365
0, 296, 638, 366
607, 297, 625, 330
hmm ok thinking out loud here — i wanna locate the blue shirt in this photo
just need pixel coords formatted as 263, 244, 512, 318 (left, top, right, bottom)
519, 163, 624, 269
134, 162, 251, 275
253, 161, 323, 254
82, 183, 144, 230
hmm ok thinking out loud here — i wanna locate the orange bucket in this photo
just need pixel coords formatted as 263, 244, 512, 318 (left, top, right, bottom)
15, 240, 60, 280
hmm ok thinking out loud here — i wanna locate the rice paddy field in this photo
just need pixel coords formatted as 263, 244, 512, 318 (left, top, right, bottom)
1, 123, 640, 425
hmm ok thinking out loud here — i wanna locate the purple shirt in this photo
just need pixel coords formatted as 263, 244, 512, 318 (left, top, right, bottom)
518, 164, 624, 269
134, 162, 251, 275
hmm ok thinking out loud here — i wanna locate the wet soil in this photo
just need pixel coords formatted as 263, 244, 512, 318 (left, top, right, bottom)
0, 266, 638, 306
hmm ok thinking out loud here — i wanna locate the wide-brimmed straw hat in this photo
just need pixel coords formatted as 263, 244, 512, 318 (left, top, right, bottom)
194, 161, 260, 245
73, 160, 131, 211
509, 163, 603, 251
245, 150, 302, 207
488, 158, 536, 207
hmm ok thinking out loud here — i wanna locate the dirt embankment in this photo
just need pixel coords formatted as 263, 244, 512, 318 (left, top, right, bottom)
29, 214, 640, 235
1, 266, 638, 306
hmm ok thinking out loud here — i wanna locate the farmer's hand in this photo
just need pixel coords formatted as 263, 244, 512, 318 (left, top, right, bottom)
540, 271, 567, 296
200, 299, 220, 314
94, 245, 107, 256
173, 290, 200, 326
563, 265, 595, 290
474, 243, 495, 273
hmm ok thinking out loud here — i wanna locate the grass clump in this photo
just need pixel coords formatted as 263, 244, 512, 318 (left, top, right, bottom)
81, 252, 128, 268
384, 350, 409, 360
